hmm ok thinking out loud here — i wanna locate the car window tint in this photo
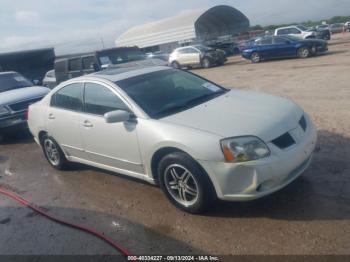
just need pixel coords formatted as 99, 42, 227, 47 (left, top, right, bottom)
84, 83, 128, 115
82, 57, 95, 70
273, 37, 288, 44
116, 69, 226, 118
277, 29, 287, 35
260, 38, 273, 45
68, 58, 81, 71
51, 83, 83, 111
289, 28, 301, 34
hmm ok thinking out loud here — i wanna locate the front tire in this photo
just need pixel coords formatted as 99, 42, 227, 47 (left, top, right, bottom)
41, 134, 69, 170
158, 152, 216, 214
298, 47, 311, 58
250, 52, 261, 63
201, 58, 211, 68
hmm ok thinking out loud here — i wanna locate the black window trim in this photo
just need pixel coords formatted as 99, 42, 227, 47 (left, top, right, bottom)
50, 82, 84, 113
81, 81, 132, 118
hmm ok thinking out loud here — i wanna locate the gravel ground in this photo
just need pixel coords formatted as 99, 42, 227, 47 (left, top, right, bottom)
0, 33, 350, 256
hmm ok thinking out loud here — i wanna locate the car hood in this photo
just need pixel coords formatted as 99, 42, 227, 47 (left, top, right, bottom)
161, 90, 303, 142
0, 86, 50, 106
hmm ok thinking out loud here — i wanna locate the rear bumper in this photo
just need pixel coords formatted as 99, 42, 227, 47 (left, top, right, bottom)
198, 116, 317, 201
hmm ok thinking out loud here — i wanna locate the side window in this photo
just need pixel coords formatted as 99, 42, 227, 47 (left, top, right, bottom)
51, 83, 83, 111
260, 38, 273, 45
82, 56, 95, 70
68, 58, 81, 71
177, 49, 186, 54
84, 83, 128, 116
187, 48, 199, 54
289, 28, 301, 34
277, 29, 288, 35
273, 37, 288, 44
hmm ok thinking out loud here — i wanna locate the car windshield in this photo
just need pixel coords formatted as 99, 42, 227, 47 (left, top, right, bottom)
0, 73, 33, 93
116, 69, 228, 119
296, 25, 308, 31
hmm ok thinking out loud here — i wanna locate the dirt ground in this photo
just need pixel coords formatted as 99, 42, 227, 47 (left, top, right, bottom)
1, 33, 350, 256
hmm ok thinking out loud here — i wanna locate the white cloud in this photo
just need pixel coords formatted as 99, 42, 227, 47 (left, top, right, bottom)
15, 10, 40, 25
0, 0, 350, 54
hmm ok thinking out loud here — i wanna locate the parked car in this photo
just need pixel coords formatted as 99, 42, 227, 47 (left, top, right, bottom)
0, 71, 49, 135
241, 36, 328, 63
208, 42, 240, 56
275, 25, 317, 39
310, 26, 331, 40
169, 45, 227, 69
345, 21, 350, 31
329, 23, 345, 34
28, 66, 317, 213
55, 47, 166, 85
42, 70, 57, 89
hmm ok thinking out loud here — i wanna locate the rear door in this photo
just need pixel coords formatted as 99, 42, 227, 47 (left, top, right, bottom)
46, 82, 86, 159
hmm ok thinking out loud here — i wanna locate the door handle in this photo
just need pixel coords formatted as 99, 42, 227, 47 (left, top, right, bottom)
82, 120, 93, 128
48, 113, 55, 120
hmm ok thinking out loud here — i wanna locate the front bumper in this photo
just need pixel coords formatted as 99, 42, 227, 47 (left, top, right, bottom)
198, 117, 317, 201
0, 112, 27, 131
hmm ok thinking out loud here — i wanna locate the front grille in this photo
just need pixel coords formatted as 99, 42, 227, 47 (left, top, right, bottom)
272, 132, 295, 149
8, 97, 43, 112
299, 115, 307, 131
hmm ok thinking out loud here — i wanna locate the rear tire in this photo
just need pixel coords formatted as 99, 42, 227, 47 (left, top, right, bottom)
158, 152, 216, 214
298, 47, 311, 58
41, 134, 69, 170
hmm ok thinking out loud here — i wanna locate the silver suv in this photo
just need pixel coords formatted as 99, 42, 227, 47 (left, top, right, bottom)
169, 45, 226, 69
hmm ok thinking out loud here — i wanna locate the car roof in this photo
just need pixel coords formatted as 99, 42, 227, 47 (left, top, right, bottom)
82, 66, 171, 82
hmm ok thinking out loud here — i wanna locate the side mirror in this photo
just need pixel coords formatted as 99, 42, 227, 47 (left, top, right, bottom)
104, 110, 132, 123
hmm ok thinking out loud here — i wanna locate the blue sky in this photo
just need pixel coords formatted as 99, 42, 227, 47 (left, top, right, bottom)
0, 0, 349, 54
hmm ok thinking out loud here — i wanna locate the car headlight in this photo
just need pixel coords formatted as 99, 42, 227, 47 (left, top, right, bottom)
220, 136, 270, 163
0, 106, 10, 116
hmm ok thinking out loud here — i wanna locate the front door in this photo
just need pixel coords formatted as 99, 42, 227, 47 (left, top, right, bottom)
80, 82, 144, 176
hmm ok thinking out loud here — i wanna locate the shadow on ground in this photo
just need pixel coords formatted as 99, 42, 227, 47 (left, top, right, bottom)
0, 205, 201, 255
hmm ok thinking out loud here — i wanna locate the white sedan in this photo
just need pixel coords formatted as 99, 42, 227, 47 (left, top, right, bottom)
28, 66, 317, 213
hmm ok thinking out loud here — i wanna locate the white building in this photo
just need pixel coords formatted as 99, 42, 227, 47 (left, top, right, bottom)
116, 5, 250, 53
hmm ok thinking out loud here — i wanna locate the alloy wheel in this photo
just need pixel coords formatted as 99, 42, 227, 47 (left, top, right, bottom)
164, 164, 199, 207
44, 139, 60, 166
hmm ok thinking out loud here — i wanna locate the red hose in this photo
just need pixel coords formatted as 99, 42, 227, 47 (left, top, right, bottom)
0, 186, 132, 257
